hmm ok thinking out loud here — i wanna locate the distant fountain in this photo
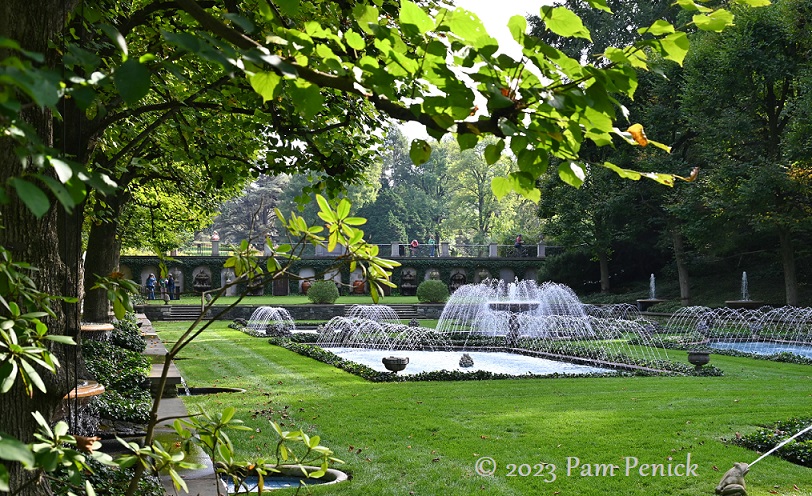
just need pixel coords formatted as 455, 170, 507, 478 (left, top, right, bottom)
725, 271, 763, 309
246, 307, 295, 336
636, 274, 665, 312
662, 306, 812, 358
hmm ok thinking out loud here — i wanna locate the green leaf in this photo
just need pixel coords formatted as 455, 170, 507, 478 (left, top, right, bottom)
99, 24, 128, 58
584, 0, 612, 12
693, 10, 734, 32
657, 32, 689, 65
250, 71, 282, 102
558, 162, 586, 188
507, 15, 526, 43
9, 178, 50, 218
38, 175, 76, 212
491, 176, 512, 200
602, 161, 642, 180
289, 80, 324, 121
114, 59, 151, 104
484, 140, 504, 165
345, 30, 365, 50
445, 8, 489, 45
733, 0, 771, 5
409, 139, 432, 166
50, 158, 74, 183
540, 6, 592, 41
639, 20, 675, 36
674, 0, 712, 12
0, 361, 18, 393
400, 0, 434, 35
0, 434, 35, 467
276, 0, 300, 16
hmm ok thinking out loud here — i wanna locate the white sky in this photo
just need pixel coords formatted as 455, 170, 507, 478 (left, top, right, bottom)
400, 0, 552, 140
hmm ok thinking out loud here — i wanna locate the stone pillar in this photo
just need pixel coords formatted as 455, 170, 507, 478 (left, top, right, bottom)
440, 241, 450, 257
537, 241, 546, 258
211, 231, 220, 256
391, 242, 400, 257
488, 243, 497, 257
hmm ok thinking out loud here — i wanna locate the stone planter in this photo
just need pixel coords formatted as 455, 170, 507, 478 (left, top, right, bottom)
80, 323, 114, 341
687, 351, 711, 370
382, 356, 409, 373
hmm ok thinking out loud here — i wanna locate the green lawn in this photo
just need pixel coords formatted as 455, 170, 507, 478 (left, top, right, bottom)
155, 321, 812, 495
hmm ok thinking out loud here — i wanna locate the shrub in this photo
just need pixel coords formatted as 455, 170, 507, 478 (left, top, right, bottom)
307, 280, 339, 304
416, 279, 449, 303
112, 313, 146, 352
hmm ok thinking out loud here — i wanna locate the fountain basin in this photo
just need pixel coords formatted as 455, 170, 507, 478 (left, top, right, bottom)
336, 349, 615, 376
80, 323, 114, 341
724, 300, 765, 309
488, 301, 540, 313
222, 466, 348, 493
636, 299, 666, 312
709, 341, 812, 359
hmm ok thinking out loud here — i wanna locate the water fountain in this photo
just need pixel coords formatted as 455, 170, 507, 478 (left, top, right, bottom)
725, 271, 765, 309
246, 307, 296, 337
435, 280, 668, 367
54, 380, 106, 437
636, 274, 666, 312
662, 306, 812, 358
316, 280, 670, 376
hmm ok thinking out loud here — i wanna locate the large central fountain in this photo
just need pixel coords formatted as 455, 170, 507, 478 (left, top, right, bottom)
316, 280, 669, 376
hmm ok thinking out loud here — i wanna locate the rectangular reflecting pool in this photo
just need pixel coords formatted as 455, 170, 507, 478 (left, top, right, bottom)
709, 341, 812, 359
327, 348, 614, 376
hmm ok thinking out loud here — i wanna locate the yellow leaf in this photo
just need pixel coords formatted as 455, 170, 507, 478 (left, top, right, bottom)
626, 123, 648, 146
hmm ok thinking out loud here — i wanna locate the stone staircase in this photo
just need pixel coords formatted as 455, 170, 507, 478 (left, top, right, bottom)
168, 305, 204, 320
385, 304, 423, 321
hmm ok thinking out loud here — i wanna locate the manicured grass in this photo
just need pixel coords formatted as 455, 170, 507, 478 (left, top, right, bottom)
156, 321, 812, 495
142, 294, 422, 305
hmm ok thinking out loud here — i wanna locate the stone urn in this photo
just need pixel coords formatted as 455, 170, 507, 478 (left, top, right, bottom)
382, 356, 409, 373
687, 350, 711, 370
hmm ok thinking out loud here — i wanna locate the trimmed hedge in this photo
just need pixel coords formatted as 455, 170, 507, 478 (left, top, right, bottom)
307, 280, 340, 304
416, 279, 449, 303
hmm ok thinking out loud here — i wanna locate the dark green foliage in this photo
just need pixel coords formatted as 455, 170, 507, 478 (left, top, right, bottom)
53, 457, 164, 496
96, 389, 151, 423
733, 417, 812, 468
82, 341, 150, 391
416, 279, 449, 303
306, 280, 339, 304
112, 313, 146, 352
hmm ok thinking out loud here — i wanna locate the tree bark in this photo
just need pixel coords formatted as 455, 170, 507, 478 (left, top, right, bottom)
778, 227, 798, 306
671, 228, 691, 306
83, 201, 123, 323
598, 251, 610, 293
1, 1, 81, 493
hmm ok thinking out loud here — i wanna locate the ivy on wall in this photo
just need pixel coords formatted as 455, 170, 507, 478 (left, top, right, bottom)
120, 256, 547, 295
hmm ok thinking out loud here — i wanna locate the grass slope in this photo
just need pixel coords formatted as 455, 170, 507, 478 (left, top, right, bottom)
157, 322, 812, 495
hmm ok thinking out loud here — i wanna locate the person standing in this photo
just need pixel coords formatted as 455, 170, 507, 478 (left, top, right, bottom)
167, 274, 176, 300
428, 237, 436, 257
146, 273, 156, 300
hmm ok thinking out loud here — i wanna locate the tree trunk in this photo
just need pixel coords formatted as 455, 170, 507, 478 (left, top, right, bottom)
671, 228, 691, 306
778, 227, 798, 306
83, 202, 123, 323
598, 251, 610, 293
1, 1, 80, 493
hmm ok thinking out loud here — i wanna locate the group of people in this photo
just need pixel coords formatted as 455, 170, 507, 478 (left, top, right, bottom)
145, 273, 177, 300
409, 237, 436, 257
407, 235, 530, 257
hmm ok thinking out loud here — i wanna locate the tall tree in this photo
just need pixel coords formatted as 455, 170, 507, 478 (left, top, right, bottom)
0, 0, 759, 493
681, 0, 812, 305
